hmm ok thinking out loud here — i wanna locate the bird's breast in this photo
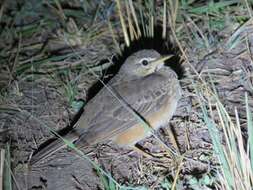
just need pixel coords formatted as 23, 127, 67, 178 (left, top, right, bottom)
113, 89, 180, 146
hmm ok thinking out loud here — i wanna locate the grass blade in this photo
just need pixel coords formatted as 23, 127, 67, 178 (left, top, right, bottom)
245, 93, 253, 171
116, 0, 130, 46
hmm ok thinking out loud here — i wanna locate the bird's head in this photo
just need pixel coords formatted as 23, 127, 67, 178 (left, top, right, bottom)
119, 49, 173, 78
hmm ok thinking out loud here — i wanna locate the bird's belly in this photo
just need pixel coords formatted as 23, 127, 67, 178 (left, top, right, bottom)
113, 96, 178, 146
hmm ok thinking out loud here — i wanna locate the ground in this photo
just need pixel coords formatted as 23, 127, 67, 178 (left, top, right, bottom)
0, 1, 253, 190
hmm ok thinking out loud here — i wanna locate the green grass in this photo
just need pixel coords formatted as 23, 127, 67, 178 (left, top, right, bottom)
193, 74, 253, 189
3, 144, 12, 190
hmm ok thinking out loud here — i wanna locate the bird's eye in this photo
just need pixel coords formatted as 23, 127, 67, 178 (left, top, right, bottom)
141, 59, 149, 66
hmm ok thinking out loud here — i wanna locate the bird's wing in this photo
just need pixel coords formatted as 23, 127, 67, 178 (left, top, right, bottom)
74, 71, 180, 145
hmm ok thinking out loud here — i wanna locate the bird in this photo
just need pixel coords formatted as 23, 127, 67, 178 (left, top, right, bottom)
30, 49, 182, 165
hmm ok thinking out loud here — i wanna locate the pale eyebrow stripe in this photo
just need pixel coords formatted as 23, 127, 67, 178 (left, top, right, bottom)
139, 57, 156, 63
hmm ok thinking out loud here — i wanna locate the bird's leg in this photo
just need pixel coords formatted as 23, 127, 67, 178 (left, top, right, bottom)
128, 145, 154, 159
148, 125, 180, 160
162, 125, 180, 153
131, 125, 181, 160
129, 144, 176, 163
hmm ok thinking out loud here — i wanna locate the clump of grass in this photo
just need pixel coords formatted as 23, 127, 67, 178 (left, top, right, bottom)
195, 77, 253, 189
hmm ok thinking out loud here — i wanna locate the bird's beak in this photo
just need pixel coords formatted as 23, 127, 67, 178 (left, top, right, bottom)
150, 55, 174, 70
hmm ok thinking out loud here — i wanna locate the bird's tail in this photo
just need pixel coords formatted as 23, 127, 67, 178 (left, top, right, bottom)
30, 132, 79, 165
